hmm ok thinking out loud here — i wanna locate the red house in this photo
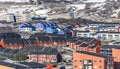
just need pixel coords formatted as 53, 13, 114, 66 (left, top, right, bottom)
50, 36, 67, 47
36, 36, 53, 46
0, 39, 23, 49
30, 33, 68, 47
68, 37, 101, 53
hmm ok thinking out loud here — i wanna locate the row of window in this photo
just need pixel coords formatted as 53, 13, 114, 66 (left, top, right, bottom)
73, 65, 102, 69
100, 50, 112, 52
74, 60, 102, 63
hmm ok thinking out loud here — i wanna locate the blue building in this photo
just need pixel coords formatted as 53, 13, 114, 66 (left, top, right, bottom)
19, 23, 36, 32
36, 23, 44, 30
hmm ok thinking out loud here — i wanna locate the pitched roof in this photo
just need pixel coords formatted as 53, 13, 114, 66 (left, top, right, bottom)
22, 46, 59, 55
0, 61, 28, 69
101, 45, 120, 49
0, 32, 21, 39
69, 37, 98, 45
74, 41, 83, 45
50, 36, 67, 42
29, 33, 67, 39
22, 39, 37, 45
90, 46, 96, 49
37, 36, 51, 42
20, 62, 46, 68
80, 43, 89, 47
3, 38, 23, 45
89, 39, 97, 44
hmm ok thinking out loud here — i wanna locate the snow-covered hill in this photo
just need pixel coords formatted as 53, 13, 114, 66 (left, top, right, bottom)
69, 0, 120, 22
81, 0, 120, 18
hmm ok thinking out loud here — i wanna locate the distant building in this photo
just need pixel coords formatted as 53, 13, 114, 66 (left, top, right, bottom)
95, 32, 120, 41
76, 31, 92, 38
14, 12, 31, 23
98, 26, 118, 32
87, 22, 119, 27
0, 13, 15, 22
19, 25, 36, 32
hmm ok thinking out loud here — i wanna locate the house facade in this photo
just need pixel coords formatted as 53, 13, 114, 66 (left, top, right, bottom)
112, 48, 120, 69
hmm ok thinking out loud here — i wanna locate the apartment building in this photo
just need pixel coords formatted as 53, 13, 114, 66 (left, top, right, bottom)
73, 51, 114, 69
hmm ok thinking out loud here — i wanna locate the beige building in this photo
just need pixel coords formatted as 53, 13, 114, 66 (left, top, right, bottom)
0, 13, 15, 22
14, 12, 31, 22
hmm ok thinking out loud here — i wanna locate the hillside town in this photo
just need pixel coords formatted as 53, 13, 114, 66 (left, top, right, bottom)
0, 0, 120, 69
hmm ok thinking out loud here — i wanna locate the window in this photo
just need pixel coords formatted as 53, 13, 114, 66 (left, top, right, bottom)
77, 34, 82, 37
74, 60, 77, 62
102, 34, 106, 40
83, 60, 93, 69
115, 35, 119, 40
99, 60, 102, 62
80, 60, 82, 62
74, 66, 77, 68
88, 60, 92, 64
84, 34, 88, 37
108, 35, 113, 40
83, 60, 92, 64
84, 66, 92, 69
94, 60, 97, 62
83, 60, 88, 64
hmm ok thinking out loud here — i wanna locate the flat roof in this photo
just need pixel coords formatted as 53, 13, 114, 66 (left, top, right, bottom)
76, 51, 112, 58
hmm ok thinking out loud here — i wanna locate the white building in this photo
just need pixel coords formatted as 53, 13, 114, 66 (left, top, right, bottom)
0, 13, 15, 22
76, 31, 92, 38
19, 27, 33, 32
95, 32, 120, 41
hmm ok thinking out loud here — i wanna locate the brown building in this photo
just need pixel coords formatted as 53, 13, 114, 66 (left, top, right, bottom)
73, 51, 114, 69
112, 48, 120, 69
